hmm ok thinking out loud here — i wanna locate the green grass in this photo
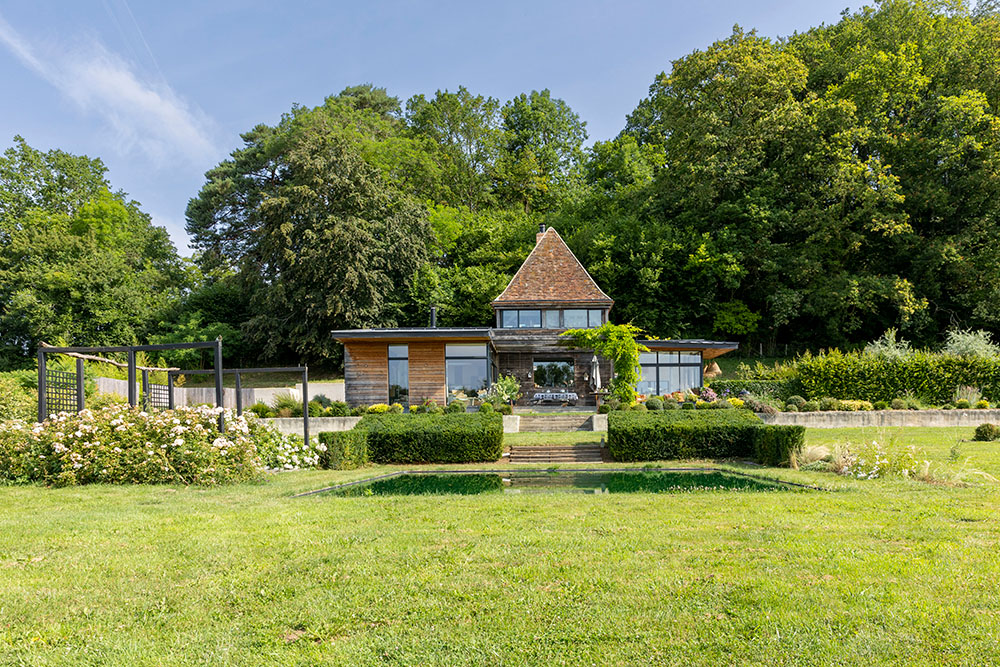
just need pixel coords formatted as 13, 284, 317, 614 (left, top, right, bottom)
3, 428, 1000, 664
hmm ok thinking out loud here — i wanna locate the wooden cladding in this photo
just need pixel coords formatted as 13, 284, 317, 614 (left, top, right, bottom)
344, 342, 389, 407
344, 340, 447, 407
408, 342, 446, 405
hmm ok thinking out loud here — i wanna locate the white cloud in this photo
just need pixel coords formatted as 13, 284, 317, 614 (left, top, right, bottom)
0, 13, 218, 166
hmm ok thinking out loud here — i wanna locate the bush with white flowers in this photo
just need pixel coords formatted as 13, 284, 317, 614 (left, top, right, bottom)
0, 403, 311, 487
843, 439, 919, 479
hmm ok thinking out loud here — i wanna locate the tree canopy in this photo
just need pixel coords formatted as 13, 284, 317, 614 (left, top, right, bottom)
3, 1, 1000, 370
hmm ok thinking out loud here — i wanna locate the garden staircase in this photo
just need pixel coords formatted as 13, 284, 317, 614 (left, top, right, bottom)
508, 444, 605, 464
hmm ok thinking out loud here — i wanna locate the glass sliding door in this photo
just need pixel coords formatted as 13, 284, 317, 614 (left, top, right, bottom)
388, 345, 408, 405
446, 343, 490, 401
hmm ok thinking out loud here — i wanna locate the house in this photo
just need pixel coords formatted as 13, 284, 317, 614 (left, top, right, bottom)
332, 226, 738, 407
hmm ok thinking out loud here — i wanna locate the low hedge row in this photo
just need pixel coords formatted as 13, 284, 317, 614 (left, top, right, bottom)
708, 378, 802, 402
319, 412, 504, 466
607, 411, 804, 466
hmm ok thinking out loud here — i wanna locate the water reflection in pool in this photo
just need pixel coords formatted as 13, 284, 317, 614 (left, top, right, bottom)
328, 470, 799, 496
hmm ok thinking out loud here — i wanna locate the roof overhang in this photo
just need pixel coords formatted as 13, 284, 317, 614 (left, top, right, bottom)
332, 328, 493, 343
491, 299, 614, 309
639, 339, 740, 360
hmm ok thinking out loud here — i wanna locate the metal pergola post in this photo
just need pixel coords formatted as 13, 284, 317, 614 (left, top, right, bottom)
235, 372, 243, 416
167, 372, 175, 410
214, 339, 224, 432
37, 349, 47, 422
76, 358, 85, 412
127, 350, 137, 407
141, 369, 150, 411
302, 366, 309, 449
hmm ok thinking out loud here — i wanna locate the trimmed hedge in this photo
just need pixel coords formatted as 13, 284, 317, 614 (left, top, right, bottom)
792, 350, 1000, 403
607, 411, 803, 466
317, 429, 369, 470
362, 412, 503, 464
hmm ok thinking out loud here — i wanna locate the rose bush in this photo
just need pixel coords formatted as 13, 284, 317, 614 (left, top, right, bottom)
0, 403, 311, 486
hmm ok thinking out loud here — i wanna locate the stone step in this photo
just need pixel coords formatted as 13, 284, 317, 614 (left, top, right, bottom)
509, 444, 605, 463
518, 415, 595, 432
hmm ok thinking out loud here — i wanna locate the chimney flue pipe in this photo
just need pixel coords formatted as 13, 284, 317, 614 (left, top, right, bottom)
430, 306, 437, 328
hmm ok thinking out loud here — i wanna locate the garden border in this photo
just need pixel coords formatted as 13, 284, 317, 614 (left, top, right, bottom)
758, 409, 1000, 429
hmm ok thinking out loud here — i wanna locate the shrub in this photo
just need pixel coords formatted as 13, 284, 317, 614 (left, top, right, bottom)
891, 398, 908, 410
709, 378, 801, 402
844, 439, 918, 479
495, 403, 512, 415
943, 329, 1000, 359
248, 402, 273, 419
645, 397, 664, 411
367, 403, 390, 414
839, 400, 874, 412
0, 374, 36, 422
311, 394, 333, 409
681, 402, 696, 410
709, 399, 733, 409
388, 403, 404, 414
325, 401, 349, 417
607, 411, 802, 466
698, 387, 718, 402
317, 429, 369, 469
630, 402, 648, 412
350, 407, 366, 416
955, 399, 971, 409
662, 401, 680, 410
743, 396, 777, 415
0, 404, 298, 486
801, 401, 820, 412
446, 400, 467, 413
873, 400, 889, 410
478, 402, 495, 414
975, 399, 991, 409
597, 404, 611, 414
271, 392, 302, 417
410, 404, 426, 414
787, 395, 807, 409
308, 400, 325, 418
954, 386, 983, 405
818, 397, 841, 411
973, 423, 1000, 442
727, 398, 745, 409
785, 404, 799, 412
362, 412, 503, 463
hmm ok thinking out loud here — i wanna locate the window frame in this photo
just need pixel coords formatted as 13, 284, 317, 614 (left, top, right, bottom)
635, 350, 703, 396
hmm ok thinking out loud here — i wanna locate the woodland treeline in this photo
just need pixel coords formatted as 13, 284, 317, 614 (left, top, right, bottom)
2, 0, 1000, 370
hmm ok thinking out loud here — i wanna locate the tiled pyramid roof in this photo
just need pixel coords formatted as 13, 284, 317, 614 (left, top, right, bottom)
492, 228, 613, 307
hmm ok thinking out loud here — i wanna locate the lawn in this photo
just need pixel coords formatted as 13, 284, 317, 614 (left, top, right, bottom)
2, 428, 999, 665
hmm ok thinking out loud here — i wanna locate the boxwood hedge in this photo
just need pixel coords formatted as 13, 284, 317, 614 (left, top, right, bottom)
708, 378, 801, 402
317, 429, 369, 470
607, 411, 803, 466
362, 412, 503, 464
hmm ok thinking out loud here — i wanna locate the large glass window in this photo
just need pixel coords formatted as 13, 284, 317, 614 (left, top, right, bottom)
388, 345, 408, 405
588, 309, 603, 327
501, 310, 517, 328
563, 309, 588, 328
634, 350, 703, 396
518, 310, 541, 328
446, 343, 490, 400
543, 309, 560, 329
533, 359, 575, 389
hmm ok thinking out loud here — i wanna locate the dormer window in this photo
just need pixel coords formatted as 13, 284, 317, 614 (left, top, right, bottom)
498, 308, 605, 329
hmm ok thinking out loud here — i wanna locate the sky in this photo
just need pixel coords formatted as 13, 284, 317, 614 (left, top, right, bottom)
0, 0, 855, 254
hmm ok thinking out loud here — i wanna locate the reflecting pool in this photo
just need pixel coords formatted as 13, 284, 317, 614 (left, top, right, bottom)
326, 469, 803, 496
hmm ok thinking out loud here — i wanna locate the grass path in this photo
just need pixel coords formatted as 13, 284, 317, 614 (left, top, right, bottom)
2, 428, 999, 665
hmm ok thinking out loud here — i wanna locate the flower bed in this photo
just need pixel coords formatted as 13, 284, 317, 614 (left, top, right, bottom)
0, 404, 307, 486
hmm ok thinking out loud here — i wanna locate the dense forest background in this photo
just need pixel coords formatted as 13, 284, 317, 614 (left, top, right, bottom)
3, 0, 1000, 371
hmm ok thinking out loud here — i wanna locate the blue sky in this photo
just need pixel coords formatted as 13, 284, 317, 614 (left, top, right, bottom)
0, 0, 854, 254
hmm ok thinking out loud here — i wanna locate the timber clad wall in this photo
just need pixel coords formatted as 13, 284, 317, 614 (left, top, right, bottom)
408, 341, 446, 406
344, 342, 389, 407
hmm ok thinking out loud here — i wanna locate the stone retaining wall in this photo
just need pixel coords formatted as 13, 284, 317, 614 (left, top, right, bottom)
758, 409, 1000, 429
264, 417, 360, 437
